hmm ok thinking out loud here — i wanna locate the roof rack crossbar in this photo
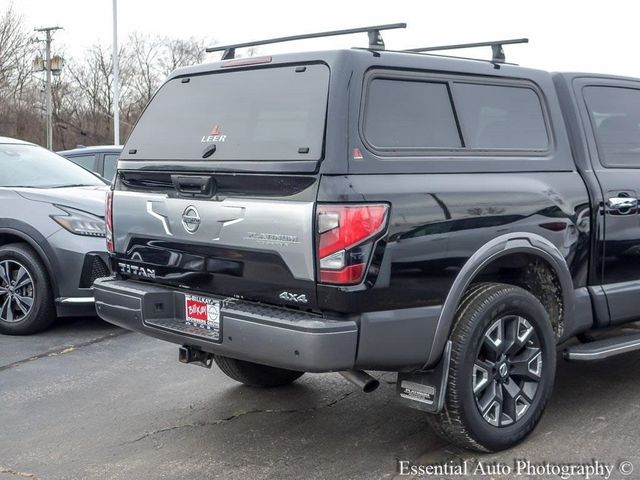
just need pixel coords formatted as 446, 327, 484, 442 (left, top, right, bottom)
206, 23, 407, 59
405, 38, 528, 63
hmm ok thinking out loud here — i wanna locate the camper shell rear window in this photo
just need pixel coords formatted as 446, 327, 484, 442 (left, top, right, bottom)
125, 64, 330, 162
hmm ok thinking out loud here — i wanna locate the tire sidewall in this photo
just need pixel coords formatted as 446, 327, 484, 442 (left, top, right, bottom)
0, 245, 53, 334
454, 288, 556, 451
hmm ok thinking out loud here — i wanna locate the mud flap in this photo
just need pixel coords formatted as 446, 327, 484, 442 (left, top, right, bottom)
396, 341, 451, 414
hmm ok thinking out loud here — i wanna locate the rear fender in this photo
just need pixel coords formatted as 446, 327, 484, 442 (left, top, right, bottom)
424, 232, 586, 369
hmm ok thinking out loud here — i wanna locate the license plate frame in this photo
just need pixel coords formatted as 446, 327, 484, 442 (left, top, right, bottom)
184, 294, 222, 343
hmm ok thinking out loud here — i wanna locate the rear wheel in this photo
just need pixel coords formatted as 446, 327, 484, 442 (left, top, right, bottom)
213, 355, 304, 388
427, 282, 556, 451
0, 243, 56, 335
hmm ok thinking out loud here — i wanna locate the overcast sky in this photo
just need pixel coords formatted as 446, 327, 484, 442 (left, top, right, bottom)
6, 0, 639, 77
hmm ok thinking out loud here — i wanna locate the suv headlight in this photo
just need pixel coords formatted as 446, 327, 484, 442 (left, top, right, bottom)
51, 206, 106, 237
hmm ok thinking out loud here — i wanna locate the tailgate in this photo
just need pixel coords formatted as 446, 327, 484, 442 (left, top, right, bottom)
111, 172, 319, 309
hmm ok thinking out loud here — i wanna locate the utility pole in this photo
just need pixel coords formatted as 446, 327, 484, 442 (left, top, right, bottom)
112, 0, 120, 145
34, 26, 62, 150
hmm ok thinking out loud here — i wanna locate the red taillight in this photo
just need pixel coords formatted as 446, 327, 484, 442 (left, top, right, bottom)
317, 204, 388, 285
318, 264, 366, 284
105, 190, 114, 253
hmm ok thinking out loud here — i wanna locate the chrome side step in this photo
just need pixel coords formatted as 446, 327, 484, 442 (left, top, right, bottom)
564, 333, 640, 361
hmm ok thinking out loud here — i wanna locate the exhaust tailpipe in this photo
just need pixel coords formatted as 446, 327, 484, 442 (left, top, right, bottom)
339, 370, 380, 393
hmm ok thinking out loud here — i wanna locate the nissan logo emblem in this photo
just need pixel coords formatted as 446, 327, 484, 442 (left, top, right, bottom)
182, 206, 201, 233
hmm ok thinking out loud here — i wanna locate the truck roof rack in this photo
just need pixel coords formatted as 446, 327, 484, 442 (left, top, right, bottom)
404, 38, 528, 64
206, 23, 407, 60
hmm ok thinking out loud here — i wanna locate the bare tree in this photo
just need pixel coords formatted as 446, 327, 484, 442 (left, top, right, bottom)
159, 37, 207, 74
126, 33, 161, 108
126, 33, 208, 108
0, 4, 27, 96
0, 6, 44, 143
0, 2, 214, 149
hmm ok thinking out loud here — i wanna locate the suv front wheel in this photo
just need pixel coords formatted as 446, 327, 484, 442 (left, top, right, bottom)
428, 282, 556, 452
0, 243, 56, 335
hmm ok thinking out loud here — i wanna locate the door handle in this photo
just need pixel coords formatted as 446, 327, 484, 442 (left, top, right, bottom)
171, 175, 214, 197
607, 196, 639, 215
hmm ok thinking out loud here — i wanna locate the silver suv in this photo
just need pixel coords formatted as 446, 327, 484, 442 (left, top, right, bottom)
0, 137, 109, 334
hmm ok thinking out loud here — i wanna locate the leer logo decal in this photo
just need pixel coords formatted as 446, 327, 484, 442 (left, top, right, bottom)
201, 124, 227, 143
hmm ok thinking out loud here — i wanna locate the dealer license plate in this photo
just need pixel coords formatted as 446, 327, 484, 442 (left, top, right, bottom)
184, 294, 221, 341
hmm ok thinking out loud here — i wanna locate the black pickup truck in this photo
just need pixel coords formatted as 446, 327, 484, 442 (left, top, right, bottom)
94, 24, 640, 452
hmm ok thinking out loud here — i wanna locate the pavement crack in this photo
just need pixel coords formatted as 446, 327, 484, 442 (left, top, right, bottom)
324, 390, 355, 407
125, 407, 300, 444
0, 466, 39, 479
124, 389, 360, 445
0, 330, 132, 373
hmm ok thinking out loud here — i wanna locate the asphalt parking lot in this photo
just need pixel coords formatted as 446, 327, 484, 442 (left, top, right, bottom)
3, 318, 640, 480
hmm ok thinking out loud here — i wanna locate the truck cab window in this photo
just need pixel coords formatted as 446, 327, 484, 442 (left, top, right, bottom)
584, 86, 640, 168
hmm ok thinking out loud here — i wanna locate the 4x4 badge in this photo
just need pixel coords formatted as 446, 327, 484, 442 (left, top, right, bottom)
182, 206, 201, 233
279, 291, 308, 304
